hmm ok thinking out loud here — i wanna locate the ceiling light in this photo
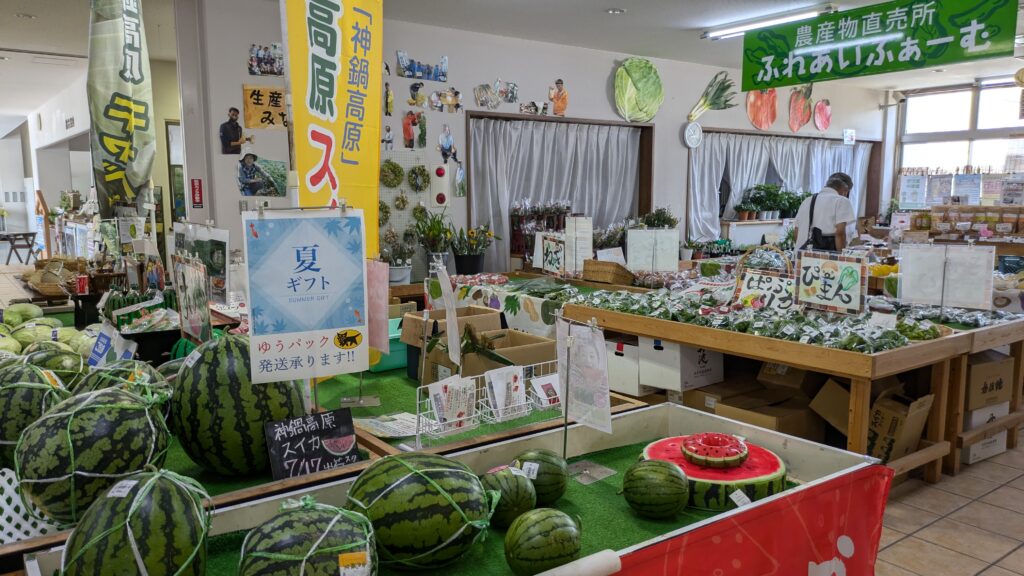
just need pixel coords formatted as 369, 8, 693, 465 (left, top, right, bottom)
606, 8, 626, 15
703, 3, 835, 40
980, 75, 1015, 85
14, 13, 36, 19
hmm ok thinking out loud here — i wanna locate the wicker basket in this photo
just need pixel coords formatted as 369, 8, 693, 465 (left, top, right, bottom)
582, 260, 635, 286
735, 245, 793, 275
90, 272, 125, 293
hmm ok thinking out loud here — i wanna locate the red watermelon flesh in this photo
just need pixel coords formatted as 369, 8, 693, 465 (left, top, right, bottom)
643, 436, 787, 511
323, 434, 356, 455
680, 432, 748, 468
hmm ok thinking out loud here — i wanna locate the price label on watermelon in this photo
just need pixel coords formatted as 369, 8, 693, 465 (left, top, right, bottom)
42, 370, 61, 389
518, 462, 540, 480
729, 489, 753, 507
264, 407, 363, 481
107, 479, 139, 498
338, 551, 372, 576
183, 349, 202, 369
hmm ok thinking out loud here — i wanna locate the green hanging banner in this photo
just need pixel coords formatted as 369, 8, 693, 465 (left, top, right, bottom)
741, 0, 1018, 91
87, 0, 156, 215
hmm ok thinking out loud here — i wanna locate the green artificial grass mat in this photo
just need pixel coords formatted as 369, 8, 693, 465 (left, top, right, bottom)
45, 312, 75, 328
203, 440, 783, 575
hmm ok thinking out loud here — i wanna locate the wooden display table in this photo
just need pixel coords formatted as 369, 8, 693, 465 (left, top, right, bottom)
562, 303, 972, 483
944, 319, 1024, 475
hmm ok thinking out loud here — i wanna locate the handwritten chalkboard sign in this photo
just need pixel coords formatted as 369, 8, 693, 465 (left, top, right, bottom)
264, 408, 362, 480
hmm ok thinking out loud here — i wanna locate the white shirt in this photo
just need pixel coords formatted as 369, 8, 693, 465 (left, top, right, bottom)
794, 187, 856, 250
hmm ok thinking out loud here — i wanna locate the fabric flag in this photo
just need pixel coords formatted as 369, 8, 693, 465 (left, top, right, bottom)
366, 259, 390, 354
87, 0, 156, 215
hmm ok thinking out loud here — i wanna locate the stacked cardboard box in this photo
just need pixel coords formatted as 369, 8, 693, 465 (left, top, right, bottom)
962, 351, 1014, 464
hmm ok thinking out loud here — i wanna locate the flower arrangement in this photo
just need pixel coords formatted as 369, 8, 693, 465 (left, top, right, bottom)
394, 191, 409, 210
412, 204, 428, 222
641, 207, 680, 229
380, 160, 404, 188
381, 226, 415, 266
408, 165, 430, 192
593, 222, 626, 249
452, 223, 498, 255
413, 209, 454, 253
378, 199, 391, 227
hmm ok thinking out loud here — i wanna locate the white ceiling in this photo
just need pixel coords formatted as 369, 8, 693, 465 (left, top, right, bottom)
0, 0, 176, 117
385, 0, 1024, 91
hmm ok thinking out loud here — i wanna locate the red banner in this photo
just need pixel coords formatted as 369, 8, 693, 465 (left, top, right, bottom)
617, 464, 893, 575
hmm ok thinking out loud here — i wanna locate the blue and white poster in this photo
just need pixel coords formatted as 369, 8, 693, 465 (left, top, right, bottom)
243, 209, 369, 383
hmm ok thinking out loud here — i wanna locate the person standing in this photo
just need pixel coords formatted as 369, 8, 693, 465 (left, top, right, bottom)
384, 82, 394, 116
381, 125, 394, 150
794, 172, 856, 252
402, 111, 417, 149
548, 79, 568, 117
218, 107, 245, 154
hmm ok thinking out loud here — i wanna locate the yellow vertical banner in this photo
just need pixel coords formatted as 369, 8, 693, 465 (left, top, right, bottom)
285, 0, 382, 253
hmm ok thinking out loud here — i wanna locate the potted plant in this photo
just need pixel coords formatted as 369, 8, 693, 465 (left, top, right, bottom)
733, 202, 755, 221
451, 222, 498, 274
680, 239, 701, 260
414, 209, 454, 267
780, 190, 807, 219
641, 207, 681, 229
382, 227, 415, 285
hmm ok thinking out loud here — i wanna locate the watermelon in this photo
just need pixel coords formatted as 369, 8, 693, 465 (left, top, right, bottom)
642, 436, 786, 511
157, 357, 185, 382
510, 448, 568, 506
15, 387, 169, 524
504, 508, 581, 576
17, 317, 63, 329
169, 335, 306, 476
346, 453, 494, 569
680, 432, 749, 468
12, 325, 76, 348
0, 334, 21, 355
61, 469, 210, 575
240, 498, 376, 576
0, 380, 69, 466
23, 350, 86, 387
22, 340, 75, 355
0, 363, 52, 388
621, 460, 689, 518
481, 465, 537, 528
6, 303, 43, 321
1, 312, 23, 328
73, 359, 171, 402
0, 350, 22, 369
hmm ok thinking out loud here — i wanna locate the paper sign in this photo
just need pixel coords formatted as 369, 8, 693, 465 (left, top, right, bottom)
366, 260, 390, 354
900, 244, 995, 310
264, 408, 362, 480
485, 365, 527, 422
172, 255, 213, 343
732, 269, 796, 312
626, 229, 679, 272
567, 461, 617, 485
169, 223, 230, 305
927, 175, 953, 206
427, 375, 475, 430
353, 412, 418, 438
898, 175, 927, 209
530, 374, 562, 408
88, 322, 136, 367
563, 217, 593, 275
796, 251, 867, 315
541, 235, 565, 274
955, 174, 982, 205
557, 319, 612, 434
596, 247, 627, 266
436, 264, 460, 367
242, 84, 289, 129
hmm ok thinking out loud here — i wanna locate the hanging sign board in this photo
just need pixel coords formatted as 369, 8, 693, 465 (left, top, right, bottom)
264, 407, 362, 480
242, 84, 289, 129
172, 255, 213, 343
796, 251, 867, 314
899, 243, 995, 310
898, 174, 927, 209
284, 0, 383, 252
742, 0, 1018, 91
243, 209, 370, 383
732, 269, 797, 312
954, 174, 982, 205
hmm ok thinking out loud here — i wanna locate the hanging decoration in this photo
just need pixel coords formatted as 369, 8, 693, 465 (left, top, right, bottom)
408, 165, 431, 192
380, 160, 404, 188
814, 99, 832, 131
614, 58, 663, 122
788, 84, 814, 133
687, 71, 738, 122
378, 200, 391, 227
746, 88, 777, 131
394, 191, 409, 210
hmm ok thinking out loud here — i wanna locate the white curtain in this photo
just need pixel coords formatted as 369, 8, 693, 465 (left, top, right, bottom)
470, 118, 640, 271
806, 139, 873, 216
851, 142, 873, 216
688, 132, 729, 241
766, 136, 810, 193
725, 134, 771, 218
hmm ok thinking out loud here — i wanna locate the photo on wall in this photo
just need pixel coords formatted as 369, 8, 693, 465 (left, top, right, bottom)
395, 50, 448, 82
248, 42, 284, 76
237, 151, 288, 197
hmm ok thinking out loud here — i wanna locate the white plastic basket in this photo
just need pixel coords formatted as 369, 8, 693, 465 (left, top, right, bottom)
0, 468, 59, 545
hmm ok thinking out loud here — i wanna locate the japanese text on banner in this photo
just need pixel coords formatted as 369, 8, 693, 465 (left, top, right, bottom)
243, 84, 289, 129
742, 0, 1017, 90
285, 0, 382, 252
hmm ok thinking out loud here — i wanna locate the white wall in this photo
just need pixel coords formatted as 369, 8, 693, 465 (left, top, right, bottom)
28, 75, 91, 153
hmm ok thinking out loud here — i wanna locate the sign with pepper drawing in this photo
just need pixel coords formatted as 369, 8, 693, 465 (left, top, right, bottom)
733, 269, 797, 313
797, 251, 867, 314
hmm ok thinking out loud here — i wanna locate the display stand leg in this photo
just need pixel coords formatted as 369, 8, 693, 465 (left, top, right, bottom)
562, 334, 572, 461
339, 372, 382, 408
1010, 341, 1024, 449
944, 354, 968, 475
847, 378, 872, 454
925, 359, 950, 483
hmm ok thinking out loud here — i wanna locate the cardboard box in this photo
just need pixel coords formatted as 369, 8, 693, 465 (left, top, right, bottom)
966, 351, 1015, 412
715, 392, 825, 442
866, 392, 934, 463
423, 329, 556, 384
606, 338, 655, 397
809, 377, 905, 436
638, 337, 723, 393
388, 301, 416, 319
673, 378, 763, 413
962, 401, 1010, 465
400, 306, 503, 348
757, 363, 828, 398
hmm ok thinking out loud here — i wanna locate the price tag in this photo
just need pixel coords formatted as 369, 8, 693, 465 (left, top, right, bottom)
868, 312, 898, 330
338, 550, 372, 576
51, 329, 60, 342
183, 349, 202, 368
781, 325, 796, 336
712, 316, 725, 326
507, 466, 529, 478
42, 370, 61, 389
519, 462, 540, 480
106, 479, 138, 498
753, 321, 765, 329
799, 335, 811, 344
704, 397, 717, 409
729, 490, 753, 507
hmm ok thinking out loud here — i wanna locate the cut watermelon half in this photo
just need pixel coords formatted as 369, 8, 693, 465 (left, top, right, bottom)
323, 434, 357, 456
642, 436, 786, 512
680, 432, 749, 468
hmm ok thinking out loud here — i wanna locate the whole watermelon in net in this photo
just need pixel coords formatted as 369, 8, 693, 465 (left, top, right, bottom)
0, 363, 51, 388
510, 448, 568, 506
621, 459, 689, 518
346, 453, 494, 569
21, 340, 75, 355
61, 469, 210, 575
73, 359, 171, 401
156, 357, 185, 383
240, 498, 376, 576
169, 335, 306, 476
481, 465, 536, 528
23, 350, 86, 388
504, 508, 581, 576
15, 387, 169, 524
0, 380, 69, 466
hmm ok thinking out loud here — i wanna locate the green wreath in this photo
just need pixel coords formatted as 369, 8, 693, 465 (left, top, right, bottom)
412, 205, 428, 222
408, 165, 430, 192
394, 192, 409, 210
380, 160, 404, 188
379, 200, 391, 226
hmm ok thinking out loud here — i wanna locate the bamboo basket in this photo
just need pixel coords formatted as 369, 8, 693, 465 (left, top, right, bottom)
735, 245, 793, 276
582, 259, 634, 286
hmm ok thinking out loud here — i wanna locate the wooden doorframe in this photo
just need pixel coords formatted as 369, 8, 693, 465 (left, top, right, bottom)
463, 111, 655, 225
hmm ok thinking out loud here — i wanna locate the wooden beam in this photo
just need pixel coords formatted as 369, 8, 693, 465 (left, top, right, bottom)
848, 378, 872, 454
925, 360, 950, 483
943, 354, 968, 475
958, 410, 1024, 448
888, 440, 950, 477
1011, 341, 1024, 449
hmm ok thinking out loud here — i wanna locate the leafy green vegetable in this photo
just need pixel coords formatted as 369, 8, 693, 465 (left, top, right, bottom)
614, 57, 665, 122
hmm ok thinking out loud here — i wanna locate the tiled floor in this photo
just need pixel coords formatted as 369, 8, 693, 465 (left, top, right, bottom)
878, 432, 1024, 576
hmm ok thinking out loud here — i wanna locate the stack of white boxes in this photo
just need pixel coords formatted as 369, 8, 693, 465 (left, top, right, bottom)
605, 335, 724, 397
963, 351, 1015, 465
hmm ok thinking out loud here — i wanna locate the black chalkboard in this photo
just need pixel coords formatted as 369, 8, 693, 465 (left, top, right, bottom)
264, 408, 362, 480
